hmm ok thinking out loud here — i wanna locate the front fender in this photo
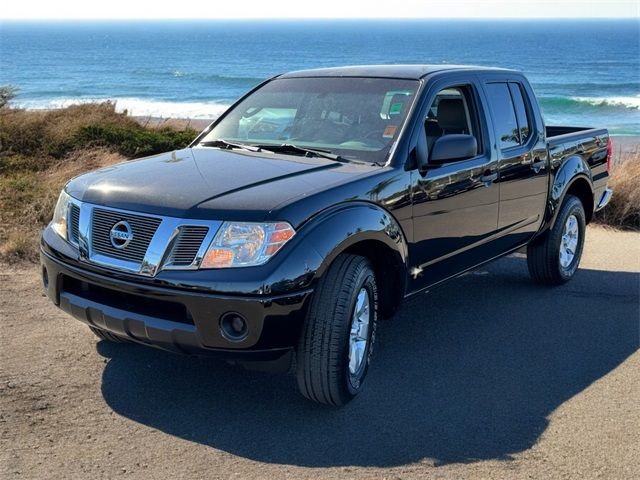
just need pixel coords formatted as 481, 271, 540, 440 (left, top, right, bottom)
308, 202, 409, 279
262, 201, 409, 297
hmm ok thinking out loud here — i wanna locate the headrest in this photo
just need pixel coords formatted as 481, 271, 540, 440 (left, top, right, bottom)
437, 98, 468, 131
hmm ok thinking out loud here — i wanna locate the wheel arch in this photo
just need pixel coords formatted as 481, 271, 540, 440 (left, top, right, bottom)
547, 155, 595, 231
343, 239, 406, 319
301, 202, 409, 320
564, 177, 595, 224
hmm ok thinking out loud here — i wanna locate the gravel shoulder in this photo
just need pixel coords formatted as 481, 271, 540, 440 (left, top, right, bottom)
1, 226, 638, 479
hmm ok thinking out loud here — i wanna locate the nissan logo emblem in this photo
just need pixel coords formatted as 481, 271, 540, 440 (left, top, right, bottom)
109, 220, 133, 249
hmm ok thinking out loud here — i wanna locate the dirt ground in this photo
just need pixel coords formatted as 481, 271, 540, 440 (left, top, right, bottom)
1, 225, 638, 480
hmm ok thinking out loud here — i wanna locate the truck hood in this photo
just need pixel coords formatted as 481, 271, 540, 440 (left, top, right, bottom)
65, 147, 356, 220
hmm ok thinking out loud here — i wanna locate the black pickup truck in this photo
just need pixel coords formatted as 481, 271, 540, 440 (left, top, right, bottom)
41, 65, 613, 406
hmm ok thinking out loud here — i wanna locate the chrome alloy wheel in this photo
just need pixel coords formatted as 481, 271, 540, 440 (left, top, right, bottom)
559, 214, 580, 268
348, 288, 371, 378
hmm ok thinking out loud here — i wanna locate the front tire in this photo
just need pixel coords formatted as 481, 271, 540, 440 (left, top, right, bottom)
527, 194, 586, 285
296, 254, 378, 406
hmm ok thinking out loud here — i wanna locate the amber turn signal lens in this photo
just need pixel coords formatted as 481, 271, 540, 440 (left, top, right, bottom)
270, 225, 295, 244
201, 248, 234, 268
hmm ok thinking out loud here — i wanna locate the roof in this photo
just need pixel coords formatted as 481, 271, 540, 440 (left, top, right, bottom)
279, 64, 516, 80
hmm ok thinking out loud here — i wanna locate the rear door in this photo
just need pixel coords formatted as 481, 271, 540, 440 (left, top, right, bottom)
408, 76, 500, 292
482, 77, 549, 248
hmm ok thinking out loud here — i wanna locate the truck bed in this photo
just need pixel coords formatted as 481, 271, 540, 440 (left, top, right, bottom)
546, 126, 609, 147
545, 125, 610, 216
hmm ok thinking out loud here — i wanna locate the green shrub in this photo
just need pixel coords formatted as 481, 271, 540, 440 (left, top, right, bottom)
0, 102, 198, 161
76, 124, 197, 158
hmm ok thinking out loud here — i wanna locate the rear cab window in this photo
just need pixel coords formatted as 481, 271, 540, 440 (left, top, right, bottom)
509, 83, 532, 144
485, 81, 533, 150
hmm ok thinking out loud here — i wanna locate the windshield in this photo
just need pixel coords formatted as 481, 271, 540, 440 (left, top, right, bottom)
200, 77, 420, 164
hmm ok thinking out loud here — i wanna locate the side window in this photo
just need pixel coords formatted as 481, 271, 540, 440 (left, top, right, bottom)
485, 83, 519, 149
509, 83, 531, 144
425, 86, 479, 154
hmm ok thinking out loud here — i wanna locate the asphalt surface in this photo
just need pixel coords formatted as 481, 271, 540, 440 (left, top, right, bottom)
1, 225, 638, 479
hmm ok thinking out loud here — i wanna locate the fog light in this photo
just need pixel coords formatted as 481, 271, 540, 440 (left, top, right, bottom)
219, 312, 248, 341
42, 266, 49, 289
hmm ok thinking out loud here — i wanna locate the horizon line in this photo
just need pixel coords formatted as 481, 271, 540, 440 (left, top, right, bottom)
1, 16, 638, 21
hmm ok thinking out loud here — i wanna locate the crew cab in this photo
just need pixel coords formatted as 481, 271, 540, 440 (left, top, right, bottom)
41, 65, 613, 406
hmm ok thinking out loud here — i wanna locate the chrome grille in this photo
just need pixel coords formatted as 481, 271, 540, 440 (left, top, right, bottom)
166, 226, 209, 267
69, 204, 80, 244
91, 208, 162, 263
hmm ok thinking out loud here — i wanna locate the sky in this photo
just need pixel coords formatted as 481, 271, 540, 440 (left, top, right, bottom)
1, 0, 638, 20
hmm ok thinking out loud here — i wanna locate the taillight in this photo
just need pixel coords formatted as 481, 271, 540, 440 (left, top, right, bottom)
606, 137, 613, 171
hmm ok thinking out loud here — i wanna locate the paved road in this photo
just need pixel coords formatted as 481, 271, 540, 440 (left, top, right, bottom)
1, 226, 638, 479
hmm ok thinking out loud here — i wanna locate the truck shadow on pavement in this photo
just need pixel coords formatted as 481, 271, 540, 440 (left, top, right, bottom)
97, 256, 639, 467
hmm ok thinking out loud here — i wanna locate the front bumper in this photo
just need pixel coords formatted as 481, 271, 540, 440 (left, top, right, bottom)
40, 247, 312, 361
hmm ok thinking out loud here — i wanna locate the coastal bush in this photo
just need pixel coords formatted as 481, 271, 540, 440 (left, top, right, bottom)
594, 151, 640, 230
76, 124, 196, 157
0, 85, 17, 108
0, 102, 198, 160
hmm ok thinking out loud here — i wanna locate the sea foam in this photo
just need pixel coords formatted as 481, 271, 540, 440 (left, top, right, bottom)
569, 95, 640, 110
15, 97, 230, 119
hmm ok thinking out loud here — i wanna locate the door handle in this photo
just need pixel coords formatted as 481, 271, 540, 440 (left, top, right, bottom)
480, 172, 498, 186
531, 158, 547, 173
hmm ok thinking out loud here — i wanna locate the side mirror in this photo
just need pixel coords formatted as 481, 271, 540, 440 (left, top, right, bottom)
430, 134, 478, 165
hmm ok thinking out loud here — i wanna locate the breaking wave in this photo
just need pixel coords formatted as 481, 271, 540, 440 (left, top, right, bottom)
540, 95, 640, 110
15, 97, 230, 119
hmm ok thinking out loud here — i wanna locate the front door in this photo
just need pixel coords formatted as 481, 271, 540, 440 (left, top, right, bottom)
409, 82, 500, 292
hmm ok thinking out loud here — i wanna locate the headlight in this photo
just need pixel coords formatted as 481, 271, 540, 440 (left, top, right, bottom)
200, 222, 295, 268
51, 190, 71, 240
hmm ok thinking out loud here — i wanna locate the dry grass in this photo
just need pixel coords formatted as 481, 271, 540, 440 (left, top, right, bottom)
0, 148, 126, 262
594, 150, 640, 231
0, 230, 33, 261
0, 103, 197, 262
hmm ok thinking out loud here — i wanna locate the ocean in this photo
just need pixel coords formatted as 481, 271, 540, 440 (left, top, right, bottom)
1, 20, 638, 134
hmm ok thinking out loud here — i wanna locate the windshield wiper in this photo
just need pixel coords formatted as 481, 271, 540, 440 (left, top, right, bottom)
199, 139, 262, 152
202, 140, 373, 165
255, 143, 371, 165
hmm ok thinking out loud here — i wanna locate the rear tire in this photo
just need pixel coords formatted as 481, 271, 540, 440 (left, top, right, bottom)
89, 326, 129, 343
296, 254, 378, 406
527, 194, 586, 285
